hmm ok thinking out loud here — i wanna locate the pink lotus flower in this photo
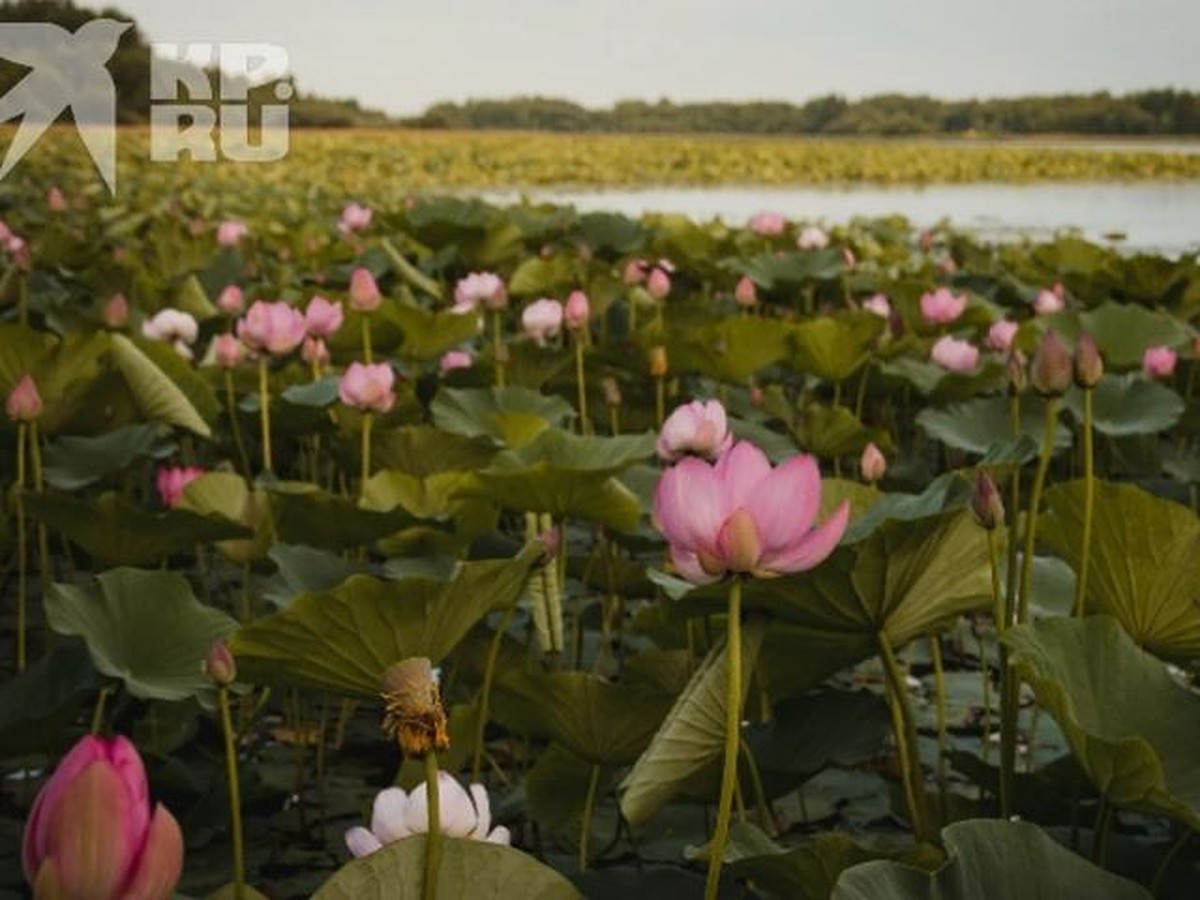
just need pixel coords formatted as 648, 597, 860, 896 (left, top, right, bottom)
141, 309, 199, 359
439, 350, 474, 374
338, 202, 373, 234
302, 337, 329, 367
6, 234, 30, 269
1034, 287, 1065, 315
930, 335, 980, 372
217, 284, 245, 316
47, 186, 67, 212
22, 735, 183, 900
305, 295, 344, 338
339, 361, 396, 413
453, 272, 507, 313
1143, 345, 1178, 379
564, 290, 590, 330
349, 267, 382, 313
345, 772, 509, 859
211, 333, 245, 369
6, 374, 42, 422
747, 211, 786, 236
156, 465, 204, 508
237, 300, 307, 356
103, 293, 129, 328
646, 267, 671, 301
860, 441, 886, 483
622, 258, 648, 285
522, 298, 564, 345
987, 319, 1019, 352
657, 399, 733, 463
734, 276, 757, 308
796, 225, 829, 250
216, 219, 248, 247
920, 287, 968, 326
862, 293, 891, 318
654, 441, 849, 584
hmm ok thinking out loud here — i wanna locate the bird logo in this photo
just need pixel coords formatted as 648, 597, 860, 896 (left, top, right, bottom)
0, 18, 131, 193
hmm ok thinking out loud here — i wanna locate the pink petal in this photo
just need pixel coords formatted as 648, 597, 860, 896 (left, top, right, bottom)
743, 454, 821, 557
486, 826, 512, 845
759, 500, 850, 574
345, 826, 382, 858
670, 544, 721, 585
714, 441, 771, 511
468, 784, 492, 839
653, 458, 725, 555
123, 804, 184, 900
370, 787, 410, 843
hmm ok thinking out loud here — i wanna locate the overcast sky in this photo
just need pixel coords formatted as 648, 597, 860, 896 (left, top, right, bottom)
115, 0, 1199, 116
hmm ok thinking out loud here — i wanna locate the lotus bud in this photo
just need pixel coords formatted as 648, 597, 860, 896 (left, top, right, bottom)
47, 186, 67, 212
564, 290, 590, 330
1031, 329, 1073, 397
649, 345, 668, 378
860, 442, 886, 483
380, 657, 450, 758
212, 333, 245, 369
6, 374, 42, 422
1074, 333, 1103, 389
646, 267, 671, 301
349, 267, 382, 312
1006, 350, 1027, 395
204, 640, 236, 686
102, 293, 129, 328
734, 276, 757, 307
622, 258, 647, 286
972, 472, 1005, 531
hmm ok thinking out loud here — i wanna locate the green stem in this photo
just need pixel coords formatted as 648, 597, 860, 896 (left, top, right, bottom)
472, 605, 516, 783
628, 291, 637, 333
258, 357, 273, 475
423, 751, 441, 900
1092, 795, 1114, 867
361, 315, 373, 364
986, 528, 1012, 815
574, 338, 590, 435
15, 424, 26, 672
739, 737, 774, 835
218, 687, 246, 898
224, 370, 252, 481
29, 421, 50, 650
360, 413, 373, 499
854, 364, 870, 422
578, 764, 601, 871
1074, 389, 1095, 618
655, 376, 665, 428
930, 634, 948, 823
878, 631, 929, 840
90, 687, 110, 734
1018, 398, 1059, 624
1150, 828, 1191, 897
491, 309, 505, 388
17, 270, 27, 327
703, 578, 743, 900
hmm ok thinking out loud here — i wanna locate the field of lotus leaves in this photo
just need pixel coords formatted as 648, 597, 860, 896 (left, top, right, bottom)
2, 135, 1200, 900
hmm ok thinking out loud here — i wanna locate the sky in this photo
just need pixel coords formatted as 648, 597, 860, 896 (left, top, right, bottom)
115, 0, 1199, 117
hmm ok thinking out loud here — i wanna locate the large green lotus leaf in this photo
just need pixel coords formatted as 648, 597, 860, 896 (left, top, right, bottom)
491, 429, 654, 476
619, 618, 764, 825
1043, 301, 1194, 370
731, 249, 846, 287
508, 253, 581, 297
524, 743, 608, 844
725, 824, 939, 900
25, 491, 250, 566
46, 568, 238, 702
313, 834, 580, 900
666, 316, 793, 382
879, 355, 1006, 402
0, 327, 110, 435
491, 669, 673, 765
363, 469, 483, 520
1038, 480, 1200, 660
267, 481, 430, 551
230, 550, 537, 695
431, 386, 575, 446
787, 314, 884, 383
263, 544, 366, 608
180, 472, 275, 564
832, 818, 1149, 900
390, 300, 481, 362
110, 334, 214, 437
1062, 375, 1184, 437
41, 423, 176, 490
371, 426, 498, 477
173, 273, 218, 321
917, 395, 1071, 456
1003, 616, 1200, 828
793, 402, 871, 459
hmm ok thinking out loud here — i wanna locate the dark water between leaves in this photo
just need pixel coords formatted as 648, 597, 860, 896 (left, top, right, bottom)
482, 182, 1200, 257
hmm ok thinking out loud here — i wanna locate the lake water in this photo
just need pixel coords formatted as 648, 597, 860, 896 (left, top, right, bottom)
482, 182, 1200, 256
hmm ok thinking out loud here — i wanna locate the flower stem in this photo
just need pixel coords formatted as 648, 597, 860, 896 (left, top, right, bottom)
930, 634, 948, 822
471, 604, 516, 783
29, 421, 50, 648
704, 578, 742, 900
14, 424, 26, 672
218, 686, 246, 898
224, 370, 252, 481
574, 338, 590, 435
1092, 795, 1114, 866
1150, 827, 1192, 896
423, 751, 441, 900
361, 315, 373, 364
740, 736, 774, 835
1074, 388, 1095, 618
1019, 398, 1059, 624
491, 310, 506, 389
578, 763, 601, 871
878, 631, 929, 840
90, 686, 110, 734
1000, 394, 1023, 818
257, 357, 273, 475
360, 413, 373, 500
655, 375, 665, 428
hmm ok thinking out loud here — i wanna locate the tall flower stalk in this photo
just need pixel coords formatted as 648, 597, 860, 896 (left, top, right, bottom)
1073, 334, 1103, 618
207, 643, 245, 898
704, 577, 742, 900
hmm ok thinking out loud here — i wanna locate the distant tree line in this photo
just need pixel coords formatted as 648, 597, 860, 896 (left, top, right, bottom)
408, 92, 1200, 136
